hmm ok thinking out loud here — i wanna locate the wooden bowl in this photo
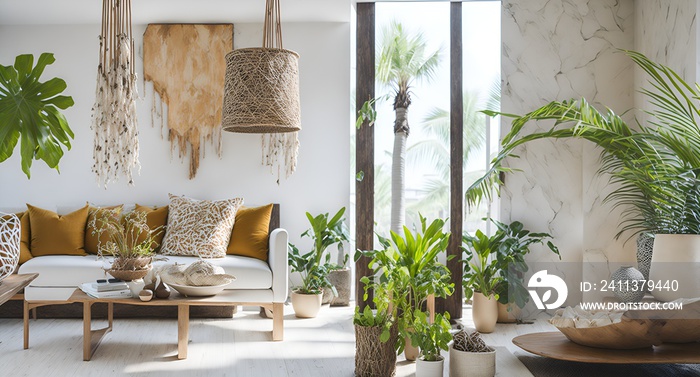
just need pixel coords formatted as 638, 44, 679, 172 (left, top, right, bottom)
552, 316, 663, 349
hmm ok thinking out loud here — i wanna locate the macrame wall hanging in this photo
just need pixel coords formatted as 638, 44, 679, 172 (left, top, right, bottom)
143, 24, 232, 179
92, 0, 140, 187
222, 0, 301, 183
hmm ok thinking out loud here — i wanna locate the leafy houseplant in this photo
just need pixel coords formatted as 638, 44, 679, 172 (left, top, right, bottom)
356, 215, 454, 358
0, 53, 75, 178
488, 219, 559, 320
461, 229, 501, 333
288, 207, 349, 317
91, 209, 163, 281
411, 311, 451, 377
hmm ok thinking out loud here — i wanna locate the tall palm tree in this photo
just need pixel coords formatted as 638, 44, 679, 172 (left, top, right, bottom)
407, 91, 488, 215
376, 21, 441, 234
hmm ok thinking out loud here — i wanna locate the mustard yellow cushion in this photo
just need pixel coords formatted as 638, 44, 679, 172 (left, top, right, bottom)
27, 204, 89, 257
133, 204, 168, 251
19, 212, 32, 264
85, 205, 124, 255
227, 204, 273, 261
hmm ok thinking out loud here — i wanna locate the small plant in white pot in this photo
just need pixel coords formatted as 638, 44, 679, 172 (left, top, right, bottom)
449, 329, 495, 377
288, 244, 335, 318
410, 311, 452, 377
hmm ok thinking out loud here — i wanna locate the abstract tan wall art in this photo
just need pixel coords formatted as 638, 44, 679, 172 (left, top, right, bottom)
143, 24, 233, 178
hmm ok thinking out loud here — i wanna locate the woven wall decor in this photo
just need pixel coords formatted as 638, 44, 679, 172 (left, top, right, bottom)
92, 0, 140, 188
222, 0, 300, 182
0, 213, 20, 283
143, 24, 232, 179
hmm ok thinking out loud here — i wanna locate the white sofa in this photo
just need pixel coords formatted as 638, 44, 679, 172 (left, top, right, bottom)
17, 207, 289, 341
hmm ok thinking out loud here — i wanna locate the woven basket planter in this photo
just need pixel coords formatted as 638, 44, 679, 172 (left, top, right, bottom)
355, 323, 398, 377
107, 257, 153, 281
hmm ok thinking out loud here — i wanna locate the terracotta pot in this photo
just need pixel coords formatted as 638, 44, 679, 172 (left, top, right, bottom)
449, 345, 495, 377
496, 302, 520, 323
291, 290, 323, 318
416, 356, 444, 377
649, 234, 700, 301
472, 292, 497, 333
404, 335, 419, 361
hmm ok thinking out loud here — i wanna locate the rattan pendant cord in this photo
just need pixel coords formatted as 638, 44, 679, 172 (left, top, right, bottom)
91, 0, 140, 188
222, 0, 300, 181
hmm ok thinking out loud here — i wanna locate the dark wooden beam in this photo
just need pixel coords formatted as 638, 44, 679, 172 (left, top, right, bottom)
355, 2, 375, 310
438, 1, 464, 321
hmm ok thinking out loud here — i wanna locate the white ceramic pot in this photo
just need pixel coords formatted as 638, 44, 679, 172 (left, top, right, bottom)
127, 279, 145, 298
472, 292, 498, 333
291, 290, 323, 318
449, 345, 496, 377
416, 356, 444, 377
649, 234, 700, 301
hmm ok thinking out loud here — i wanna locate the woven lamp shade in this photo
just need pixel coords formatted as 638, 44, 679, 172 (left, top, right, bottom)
222, 47, 301, 133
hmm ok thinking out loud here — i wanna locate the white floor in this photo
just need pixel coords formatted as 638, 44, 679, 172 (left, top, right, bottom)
0, 302, 552, 376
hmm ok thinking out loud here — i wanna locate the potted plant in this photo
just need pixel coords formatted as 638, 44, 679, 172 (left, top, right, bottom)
462, 230, 502, 333
357, 215, 454, 361
410, 311, 452, 377
488, 219, 559, 322
291, 208, 349, 305
354, 276, 398, 377
466, 50, 700, 300
288, 243, 335, 318
91, 209, 163, 281
0, 53, 75, 178
449, 329, 496, 377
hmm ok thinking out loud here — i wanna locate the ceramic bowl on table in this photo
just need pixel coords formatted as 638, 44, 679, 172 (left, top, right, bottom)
167, 282, 229, 297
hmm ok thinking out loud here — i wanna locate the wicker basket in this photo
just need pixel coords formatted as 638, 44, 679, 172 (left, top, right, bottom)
107, 265, 152, 282
107, 257, 153, 281
355, 323, 398, 377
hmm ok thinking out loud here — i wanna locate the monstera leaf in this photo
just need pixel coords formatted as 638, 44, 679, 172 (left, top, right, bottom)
0, 53, 74, 178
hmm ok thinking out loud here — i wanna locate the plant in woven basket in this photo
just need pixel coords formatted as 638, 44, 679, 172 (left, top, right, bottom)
449, 329, 496, 377
91, 208, 164, 280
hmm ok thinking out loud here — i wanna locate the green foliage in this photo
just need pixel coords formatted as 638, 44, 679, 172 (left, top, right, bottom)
466, 50, 700, 238
288, 244, 335, 295
0, 53, 75, 178
289, 208, 349, 294
355, 215, 454, 352
488, 219, 559, 307
462, 229, 502, 300
409, 311, 451, 362
353, 276, 394, 343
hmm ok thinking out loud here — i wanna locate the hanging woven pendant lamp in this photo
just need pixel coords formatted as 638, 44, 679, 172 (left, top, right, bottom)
222, 0, 301, 133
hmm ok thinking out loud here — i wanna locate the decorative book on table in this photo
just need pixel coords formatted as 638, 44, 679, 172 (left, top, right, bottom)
80, 283, 132, 299
93, 280, 129, 292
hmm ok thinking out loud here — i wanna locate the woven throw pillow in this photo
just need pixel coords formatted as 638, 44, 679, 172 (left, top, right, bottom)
160, 195, 243, 258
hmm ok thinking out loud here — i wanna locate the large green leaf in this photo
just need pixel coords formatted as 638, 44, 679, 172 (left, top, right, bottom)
0, 53, 74, 178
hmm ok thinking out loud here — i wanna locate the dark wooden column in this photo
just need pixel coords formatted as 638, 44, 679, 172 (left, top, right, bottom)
355, 2, 375, 310
437, 1, 464, 321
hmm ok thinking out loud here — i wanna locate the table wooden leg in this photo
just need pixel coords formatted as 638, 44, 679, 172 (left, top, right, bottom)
272, 302, 283, 341
178, 304, 189, 359
23, 301, 29, 349
83, 302, 113, 361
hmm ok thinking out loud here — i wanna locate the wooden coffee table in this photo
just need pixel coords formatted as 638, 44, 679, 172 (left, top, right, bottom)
0, 273, 38, 306
513, 332, 700, 364
24, 289, 283, 361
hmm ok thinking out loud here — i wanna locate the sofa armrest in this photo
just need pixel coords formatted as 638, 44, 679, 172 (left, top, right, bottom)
268, 228, 289, 303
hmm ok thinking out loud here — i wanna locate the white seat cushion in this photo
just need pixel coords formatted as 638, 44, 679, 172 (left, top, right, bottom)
19, 255, 272, 290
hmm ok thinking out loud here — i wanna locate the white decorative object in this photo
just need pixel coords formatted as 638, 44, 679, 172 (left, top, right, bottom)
649, 234, 700, 301
0, 212, 20, 283
91, 0, 140, 187
168, 282, 229, 297
415, 357, 444, 377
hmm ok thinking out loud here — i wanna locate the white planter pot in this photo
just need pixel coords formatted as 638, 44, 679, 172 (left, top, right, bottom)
649, 234, 700, 301
291, 291, 323, 318
472, 292, 498, 333
127, 279, 145, 298
416, 356, 444, 377
449, 345, 495, 377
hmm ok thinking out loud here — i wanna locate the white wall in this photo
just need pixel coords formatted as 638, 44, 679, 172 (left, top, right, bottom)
0, 21, 351, 253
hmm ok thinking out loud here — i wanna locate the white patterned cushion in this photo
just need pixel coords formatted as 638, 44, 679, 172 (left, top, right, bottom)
160, 194, 243, 258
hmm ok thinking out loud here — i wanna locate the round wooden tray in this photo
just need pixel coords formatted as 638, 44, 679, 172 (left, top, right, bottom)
513, 332, 700, 364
